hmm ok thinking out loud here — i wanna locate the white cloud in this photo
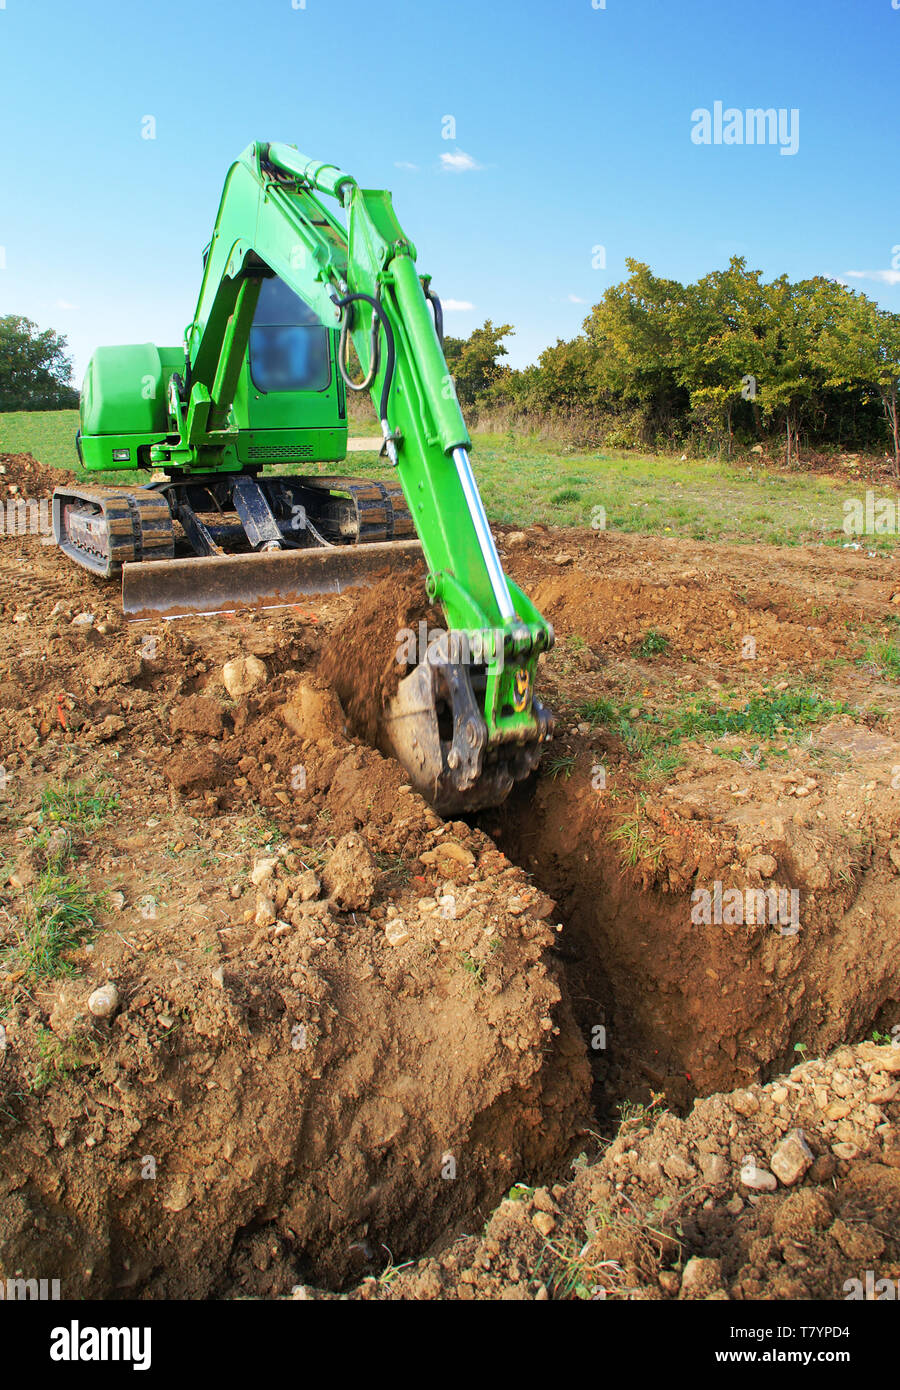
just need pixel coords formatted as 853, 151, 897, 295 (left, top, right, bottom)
394, 161, 418, 172
439, 149, 483, 173
844, 269, 900, 287
56, 299, 78, 310
567, 294, 587, 304
442, 299, 474, 312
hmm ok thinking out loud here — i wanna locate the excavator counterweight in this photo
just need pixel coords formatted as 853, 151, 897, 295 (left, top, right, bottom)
53, 141, 555, 812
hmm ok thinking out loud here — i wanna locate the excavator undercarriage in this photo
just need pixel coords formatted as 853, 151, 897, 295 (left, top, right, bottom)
54, 471, 416, 608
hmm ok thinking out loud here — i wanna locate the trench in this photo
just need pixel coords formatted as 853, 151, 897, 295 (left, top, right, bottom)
212, 723, 900, 1298
479, 769, 900, 1126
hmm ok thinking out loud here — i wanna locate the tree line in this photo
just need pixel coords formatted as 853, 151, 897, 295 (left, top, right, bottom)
0, 316, 79, 412
5, 266, 900, 475
443, 258, 900, 472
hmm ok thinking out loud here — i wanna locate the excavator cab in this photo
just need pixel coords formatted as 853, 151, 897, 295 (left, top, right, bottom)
231, 276, 348, 468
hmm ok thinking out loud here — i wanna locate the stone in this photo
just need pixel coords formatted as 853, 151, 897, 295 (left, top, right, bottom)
732, 1089, 760, 1117
251, 856, 279, 887
255, 895, 276, 928
680, 1256, 724, 1299
663, 1150, 696, 1182
88, 983, 120, 1019
222, 655, 268, 700
857, 1042, 900, 1074
296, 870, 321, 902
740, 1158, 778, 1191
322, 832, 377, 911
747, 853, 778, 877
531, 1211, 556, 1237
698, 1153, 730, 1184
770, 1129, 814, 1186
385, 920, 410, 947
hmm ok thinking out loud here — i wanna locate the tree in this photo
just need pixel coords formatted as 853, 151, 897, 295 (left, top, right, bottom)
583, 259, 683, 405
812, 289, 900, 475
0, 315, 80, 411
442, 320, 513, 407
582, 260, 689, 442
757, 276, 825, 467
875, 310, 900, 476
671, 258, 768, 454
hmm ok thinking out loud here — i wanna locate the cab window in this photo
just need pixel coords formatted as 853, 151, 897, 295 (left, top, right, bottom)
249, 277, 330, 393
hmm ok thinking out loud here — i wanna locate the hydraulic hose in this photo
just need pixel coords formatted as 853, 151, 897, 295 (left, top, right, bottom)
336, 291, 396, 429
423, 282, 443, 346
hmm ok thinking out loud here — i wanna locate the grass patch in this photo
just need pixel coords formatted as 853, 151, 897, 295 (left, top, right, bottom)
1, 779, 108, 983
30, 1025, 98, 1093
670, 688, 849, 740
0, 409, 81, 473
608, 801, 667, 870
374, 850, 412, 886
5, 865, 101, 980
40, 778, 119, 829
638, 628, 670, 658
545, 752, 577, 780
578, 685, 852, 783
5, 412, 888, 549
860, 636, 900, 681
458, 952, 486, 986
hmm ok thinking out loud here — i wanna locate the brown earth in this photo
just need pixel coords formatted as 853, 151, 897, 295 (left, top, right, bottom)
0, 450, 76, 499
0, 454, 898, 1300
341, 1042, 900, 1301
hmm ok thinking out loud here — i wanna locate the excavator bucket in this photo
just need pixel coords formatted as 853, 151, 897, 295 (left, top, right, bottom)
122, 539, 424, 618
380, 632, 551, 816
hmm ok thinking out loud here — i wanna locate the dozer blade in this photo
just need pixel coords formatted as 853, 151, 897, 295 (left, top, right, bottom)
122, 539, 423, 618
380, 633, 552, 815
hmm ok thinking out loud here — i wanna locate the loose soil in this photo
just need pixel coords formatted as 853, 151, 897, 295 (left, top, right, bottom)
0, 454, 898, 1300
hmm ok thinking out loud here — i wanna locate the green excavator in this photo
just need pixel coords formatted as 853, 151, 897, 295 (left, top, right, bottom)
53, 141, 555, 813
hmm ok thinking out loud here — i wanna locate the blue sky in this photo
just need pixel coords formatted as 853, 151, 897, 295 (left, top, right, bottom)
0, 0, 897, 378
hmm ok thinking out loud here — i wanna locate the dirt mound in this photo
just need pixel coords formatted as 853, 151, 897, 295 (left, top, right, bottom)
319, 570, 435, 743
0, 450, 76, 499
342, 1042, 900, 1300
0, 542, 590, 1297
500, 527, 900, 671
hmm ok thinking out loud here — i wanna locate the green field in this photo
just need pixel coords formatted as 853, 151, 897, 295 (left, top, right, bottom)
1, 409, 894, 550
0, 409, 81, 474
